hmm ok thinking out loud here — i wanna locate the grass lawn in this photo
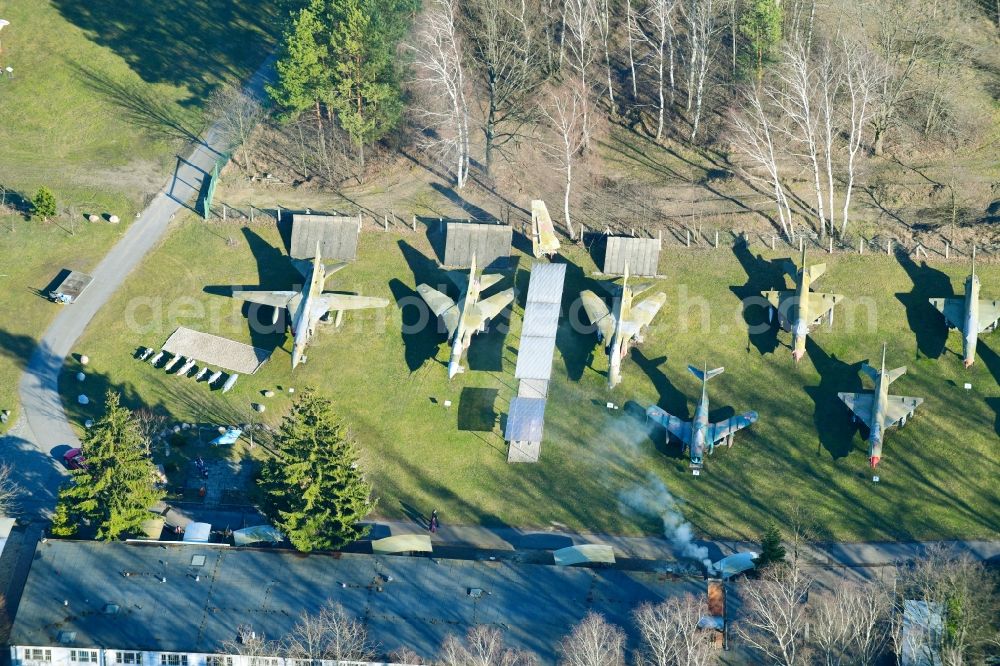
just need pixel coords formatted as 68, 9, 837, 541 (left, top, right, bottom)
62, 213, 1000, 542
0, 0, 279, 430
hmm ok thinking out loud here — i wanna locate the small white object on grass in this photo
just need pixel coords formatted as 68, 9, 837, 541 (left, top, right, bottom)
254, 403, 266, 413
288, 387, 295, 393
109, 215, 120, 224
964, 383, 972, 390
606, 402, 614, 409
84, 419, 94, 428
79, 355, 89, 365
443, 400, 452, 408
873, 475, 880, 483
76, 372, 85, 381
88, 214, 99, 223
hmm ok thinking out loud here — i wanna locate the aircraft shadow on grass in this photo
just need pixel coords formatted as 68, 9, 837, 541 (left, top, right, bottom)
895, 248, 951, 361
730, 242, 786, 356
804, 338, 865, 460
978, 340, 1000, 437
553, 256, 607, 383
393, 240, 455, 373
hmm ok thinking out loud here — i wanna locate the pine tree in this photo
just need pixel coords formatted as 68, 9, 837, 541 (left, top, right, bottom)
267, 0, 329, 116
755, 522, 787, 569
31, 187, 57, 221
259, 389, 375, 552
52, 392, 165, 540
738, 0, 782, 80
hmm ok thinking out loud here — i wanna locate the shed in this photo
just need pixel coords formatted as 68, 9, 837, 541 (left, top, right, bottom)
553, 544, 616, 566
603, 236, 661, 276
444, 221, 512, 268
290, 213, 361, 261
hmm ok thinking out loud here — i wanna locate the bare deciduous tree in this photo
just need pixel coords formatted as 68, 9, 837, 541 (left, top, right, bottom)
635, 0, 679, 139
562, 0, 598, 147
0, 464, 21, 516
412, 0, 472, 188
222, 626, 280, 666
682, 0, 721, 141
735, 562, 813, 666
462, 0, 544, 173
542, 86, 587, 240
594, 0, 615, 105
634, 594, 717, 666
439, 625, 537, 665
559, 612, 626, 666
839, 37, 879, 235
283, 601, 376, 663
730, 84, 793, 239
809, 579, 892, 666
208, 83, 266, 176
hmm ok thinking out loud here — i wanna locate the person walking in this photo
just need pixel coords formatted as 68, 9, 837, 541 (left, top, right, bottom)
429, 509, 439, 533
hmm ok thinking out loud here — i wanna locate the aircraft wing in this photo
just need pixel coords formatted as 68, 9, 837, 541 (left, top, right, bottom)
977, 299, 1000, 332
417, 284, 460, 338
646, 406, 691, 442
762, 289, 794, 312
811, 292, 843, 320
708, 411, 758, 443
838, 392, 874, 429
929, 297, 965, 329
231, 289, 298, 309
885, 395, 923, 426
465, 288, 515, 329
478, 273, 505, 291
316, 294, 389, 312
581, 290, 616, 343
626, 292, 667, 330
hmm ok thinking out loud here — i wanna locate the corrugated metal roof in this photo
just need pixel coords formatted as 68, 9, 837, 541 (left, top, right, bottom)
517, 378, 549, 398
521, 302, 561, 337
604, 237, 661, 276
290, 214, 361, 261
504, 397, 547, 442
514, 336, 557, 380
444, 222, 512, 268
525, 263, 567, 304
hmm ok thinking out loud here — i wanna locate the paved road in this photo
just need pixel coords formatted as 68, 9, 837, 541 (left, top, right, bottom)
0, 57, 275, 517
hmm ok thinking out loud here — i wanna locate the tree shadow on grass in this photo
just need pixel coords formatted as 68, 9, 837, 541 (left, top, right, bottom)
53, 0, 279, 104
804, 338, 864, 460
895, 248, 951, 360
730, 241, 786, 356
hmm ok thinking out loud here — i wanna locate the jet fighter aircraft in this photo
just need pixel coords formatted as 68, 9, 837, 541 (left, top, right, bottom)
929, 247, 1000, 368
762, 246, 843, 362
581, 265, 666, 389
646, 364, 758, 470
230, 242, 389, 369
417, 254, 515, 379
838, 344, 924, 468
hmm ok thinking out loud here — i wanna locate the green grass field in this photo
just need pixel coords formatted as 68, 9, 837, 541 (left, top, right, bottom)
62, 215, 1000, 541
0, 0, 279, 430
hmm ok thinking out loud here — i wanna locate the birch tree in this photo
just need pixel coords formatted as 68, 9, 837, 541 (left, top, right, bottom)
542, 86, 587, 240
636, 0, 679, 139
283, 601, 375, 663
730, 84, 793, 239
814, 40, 843, 237
594, 0, 616, 105
559, 612, 626, 666
412, 0, 471, 187
840, 37, 878, 235
634, 595, 717, 666
809, 580, 892, 666
735, 562, 813, 666
562, 0, 598, 148
439, 625, 537, 665
683, 0, 721, 141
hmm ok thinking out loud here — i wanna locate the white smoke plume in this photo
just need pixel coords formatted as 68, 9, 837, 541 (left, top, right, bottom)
617, 472, 712, 569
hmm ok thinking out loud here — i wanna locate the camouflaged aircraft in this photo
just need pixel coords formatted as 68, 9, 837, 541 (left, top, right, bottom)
762, 246, 844, 362
929, 247, 1000, 368
417, 254, 515, 379
230, 241, 389, 369
581, 264, 666, 389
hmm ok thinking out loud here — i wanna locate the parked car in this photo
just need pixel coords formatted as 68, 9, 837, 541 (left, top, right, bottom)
63, 448, 86, 470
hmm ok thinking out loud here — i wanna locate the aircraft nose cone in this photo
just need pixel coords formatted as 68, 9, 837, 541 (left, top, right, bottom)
869, 456, 880, 468
964, 358, 974, 369
792, 349, 804, 362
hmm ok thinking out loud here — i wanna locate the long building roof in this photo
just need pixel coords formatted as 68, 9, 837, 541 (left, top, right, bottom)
11, 540, 695, 662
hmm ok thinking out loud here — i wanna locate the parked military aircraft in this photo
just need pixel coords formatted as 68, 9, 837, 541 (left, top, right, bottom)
530, 199, 561, 258
646, 365, 758, 470
230, 242, 389, 369
417, 254, 515, 379
581, 265, 666, 389
929, 247, 1000, 368
838, 344, 923, 468
762, 246, 843, 362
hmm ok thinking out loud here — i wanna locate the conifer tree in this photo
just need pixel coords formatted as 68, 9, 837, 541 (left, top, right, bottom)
51, 392, 164, 540
738, 0, 782, 80
259, 389, 375, 552
31, 187, 57, 221
268, 0, 329, 116
755, 522, 787, 569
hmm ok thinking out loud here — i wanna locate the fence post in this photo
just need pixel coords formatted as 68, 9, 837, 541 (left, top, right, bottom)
276, 206, 281, 224
771, 235, 776, 251
859, 238, 864, 254
383, 214, 388, 231
828, 237, 833, 254
945, 241, 950, 259
799, 236, 804, 253
658, 229, 663, 249
222, 204, 227, 222
412, 215, 417, 232
714, 230, 719, 248
250, 205, 254, 223
887, 239, 892, 255
686, 229, 691, 247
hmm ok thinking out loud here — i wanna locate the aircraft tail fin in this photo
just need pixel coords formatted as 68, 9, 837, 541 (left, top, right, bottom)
804, 262, 826, 282
885, 366, 907, 385
688, 365, 724, 382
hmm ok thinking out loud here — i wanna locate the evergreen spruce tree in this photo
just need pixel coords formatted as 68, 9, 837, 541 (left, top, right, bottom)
259, 389, 375, 552
31, 187, 57, 221
51, 392, 165, 540
738, 0, 782, 80
755, 522, 787, 569
267, 0, 330, 116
